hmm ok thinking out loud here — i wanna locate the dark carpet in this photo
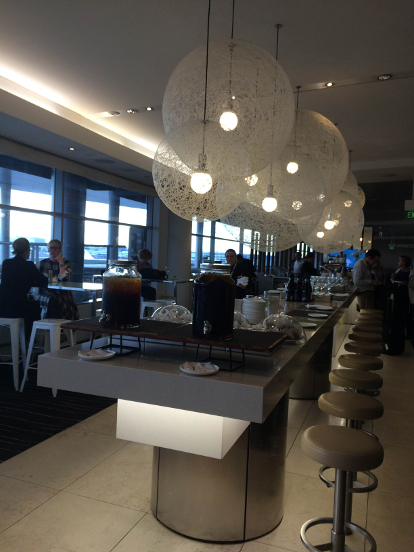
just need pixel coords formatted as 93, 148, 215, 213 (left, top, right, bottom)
0, 364, 116, 463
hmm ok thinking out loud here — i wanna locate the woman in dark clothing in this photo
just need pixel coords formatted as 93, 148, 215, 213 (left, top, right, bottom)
0, 238, 48, 339
391, 256, 413, 337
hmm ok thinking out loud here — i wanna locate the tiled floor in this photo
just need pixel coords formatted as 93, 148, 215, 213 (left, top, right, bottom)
0, 327, 413, 551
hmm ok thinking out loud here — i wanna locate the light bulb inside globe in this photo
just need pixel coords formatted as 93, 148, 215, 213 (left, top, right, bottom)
317, 194, 326, 202
287, 161, 299, 174
316, 231, 324, 238
292, 201, 302, 210
344, 200, 353, 207
245, 174, 258, 186
219, 111, 238, 131
262, 197, 277, 212
324, 220, 335, 230
190, 171, 213, 194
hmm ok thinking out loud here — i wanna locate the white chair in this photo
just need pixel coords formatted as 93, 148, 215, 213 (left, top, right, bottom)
141, 300, 167, 318
0, 317, 27, 391
20, 318, 75, 396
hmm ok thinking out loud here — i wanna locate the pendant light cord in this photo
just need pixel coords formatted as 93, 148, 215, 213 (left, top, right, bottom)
296, 85, 301, 109
203, 0, 211, 122
349, 149, 353, 169
275, 23, 281, 60
231, 0, 235, 39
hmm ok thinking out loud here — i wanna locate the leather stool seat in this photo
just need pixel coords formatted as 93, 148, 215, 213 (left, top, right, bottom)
345, 341, 383, 356
301, 425, 383, 473
319, 391, 383, 421
338, 353, 383, 370
360, 309, 383, 316
356, 314, 383, 322
355, 318, 382, 327
330, 368, 383, 390
349, 331, 382, 343
353, 324, 383, 333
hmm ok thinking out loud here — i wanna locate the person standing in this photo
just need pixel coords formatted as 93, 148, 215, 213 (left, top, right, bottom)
301, 252, 319, 277
391, 255, 414, 338
352, 249, 381, 310
291, 252, 303, 274
0, 238, 48, 339
225, 249, 248, 299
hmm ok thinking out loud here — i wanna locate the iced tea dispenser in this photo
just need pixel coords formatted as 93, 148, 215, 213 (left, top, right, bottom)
101, 261, 142, 328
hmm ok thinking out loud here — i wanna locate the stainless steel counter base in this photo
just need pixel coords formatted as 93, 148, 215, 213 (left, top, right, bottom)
151, 391, 289, 542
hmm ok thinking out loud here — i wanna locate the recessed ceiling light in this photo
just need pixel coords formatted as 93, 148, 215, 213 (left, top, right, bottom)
325, 82, 334, 87
146, 107, 153, 111
126, 109, 139, 114
377, 74, 392, 81
69, 147, 75, 151
107, 111, 121, 116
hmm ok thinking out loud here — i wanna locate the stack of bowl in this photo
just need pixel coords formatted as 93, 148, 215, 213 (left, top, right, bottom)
242, 297, 266, 325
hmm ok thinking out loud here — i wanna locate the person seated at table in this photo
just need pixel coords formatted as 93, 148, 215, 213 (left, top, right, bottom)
34, 239, 79, 320
301, 252, 320, 277
225, 249, 249, 299
137, 248, 167, 301
0, 237, 48, 339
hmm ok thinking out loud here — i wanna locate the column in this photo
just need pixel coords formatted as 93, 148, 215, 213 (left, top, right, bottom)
108, 191, 120, 262
0, 169, 11, 264
62, 173, 87, 282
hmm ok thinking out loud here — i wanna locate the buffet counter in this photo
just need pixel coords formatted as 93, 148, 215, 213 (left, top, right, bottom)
37, 292, 356, 543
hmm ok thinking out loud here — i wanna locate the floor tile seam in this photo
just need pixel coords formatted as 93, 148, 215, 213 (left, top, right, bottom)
253, 537, 300, 551
369, 487, 414, 501
0, 487, 59, 535
0, 472, 60, 491
59, 439, 131, 491
296, 400, 315, 432
70, 427, 120, 438
61, 488, 149, 513
108, 512, 150, 552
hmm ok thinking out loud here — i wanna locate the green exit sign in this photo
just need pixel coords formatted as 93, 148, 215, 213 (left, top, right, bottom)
389, 244, 396, 250
405, 210, 414, 220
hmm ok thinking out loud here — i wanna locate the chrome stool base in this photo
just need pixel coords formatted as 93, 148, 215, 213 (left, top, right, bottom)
300, 517, 377, 552
318, 466, 378, 493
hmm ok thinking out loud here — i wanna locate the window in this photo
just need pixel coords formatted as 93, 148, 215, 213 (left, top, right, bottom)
0, 153, 149, 282
191, 220, 246, 271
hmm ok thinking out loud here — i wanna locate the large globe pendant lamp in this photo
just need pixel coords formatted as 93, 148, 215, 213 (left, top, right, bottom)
222, 201, 301, 253
152, 139, 247, 222
286, 110, 349, 202
162, 38, 295, 177
297, 191, 364, 253
358, 186, 366, 207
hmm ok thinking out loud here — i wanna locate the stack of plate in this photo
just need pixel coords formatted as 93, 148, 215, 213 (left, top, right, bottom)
242, 298, 266, 324
235, 299, 243, 312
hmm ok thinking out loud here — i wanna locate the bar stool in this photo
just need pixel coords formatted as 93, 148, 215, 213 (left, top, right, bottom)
355, 318, 382, 328
338, 354, 383, 371
352, 324, 383, 334
359, 309, 383, 316
344, 341, 382, 356
348, 332, 382, 344
20, 319, 75, 396
300, 425, 383, 552
0, 317, 27, 391
329, 369, 383, 394
356, 315, 383, 324
317, 392, 383, 535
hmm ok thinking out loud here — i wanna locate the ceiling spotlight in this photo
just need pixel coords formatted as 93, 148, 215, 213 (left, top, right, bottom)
377, 74, 392, 81
107, 111, 121, 116
126, 109, 139, 114
146, 107, 153, 111
69, 147, 75, 151
325, 82, 334, 87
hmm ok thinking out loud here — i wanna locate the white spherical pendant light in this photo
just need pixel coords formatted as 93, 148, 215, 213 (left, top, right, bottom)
222, 202, 301, 253
288, 110, 349, 202
341, 170, 359, 199
152, 140, 247, 221
297, 191, 364, 253
357, 186, 366, 207
163, 39, 295, 176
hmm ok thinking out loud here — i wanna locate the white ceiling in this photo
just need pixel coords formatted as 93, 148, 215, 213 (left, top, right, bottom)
0, 0, 413, 185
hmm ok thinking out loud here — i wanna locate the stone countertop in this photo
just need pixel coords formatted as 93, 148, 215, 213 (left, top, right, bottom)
37, 294, 355, 424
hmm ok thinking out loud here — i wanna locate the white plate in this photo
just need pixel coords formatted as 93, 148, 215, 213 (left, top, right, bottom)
78, 349, 116, 361
315, 305, 334, 311
300, 322, 318, 328
308, 313, 328, 318
180, 362, 219, 376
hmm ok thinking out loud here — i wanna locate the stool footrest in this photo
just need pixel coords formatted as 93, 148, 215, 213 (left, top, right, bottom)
301, 517, 377, 552
318, 466, 378, 493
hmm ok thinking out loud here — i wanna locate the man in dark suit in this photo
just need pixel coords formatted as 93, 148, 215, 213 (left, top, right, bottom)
0, 238, 48, 339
